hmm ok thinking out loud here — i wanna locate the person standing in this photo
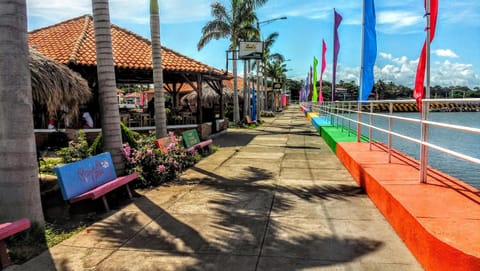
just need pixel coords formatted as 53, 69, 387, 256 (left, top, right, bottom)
82, 111, 94, 128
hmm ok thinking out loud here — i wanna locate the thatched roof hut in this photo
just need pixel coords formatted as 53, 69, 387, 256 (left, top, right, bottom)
180, 83, 240, 108
29, 48, 91, 123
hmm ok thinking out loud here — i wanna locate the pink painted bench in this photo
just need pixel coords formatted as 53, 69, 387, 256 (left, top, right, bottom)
181, 129, 212, 154
0, 218, 30, 269
54, 152, 138, 212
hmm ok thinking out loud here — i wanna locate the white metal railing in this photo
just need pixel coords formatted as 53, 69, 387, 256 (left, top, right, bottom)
303, 98, 480, 184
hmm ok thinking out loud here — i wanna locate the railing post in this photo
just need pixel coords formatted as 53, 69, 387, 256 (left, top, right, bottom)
349, 101, 353, 135
369, 102, 373, 149
419, 99, 429, 183
388, 102, 393, 163
356, 101, 362, 142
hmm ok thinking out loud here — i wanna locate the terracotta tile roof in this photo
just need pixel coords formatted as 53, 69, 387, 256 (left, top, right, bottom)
29, 15, 221, 74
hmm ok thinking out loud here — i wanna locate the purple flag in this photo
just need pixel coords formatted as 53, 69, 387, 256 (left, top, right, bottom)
333, 9, 342, 101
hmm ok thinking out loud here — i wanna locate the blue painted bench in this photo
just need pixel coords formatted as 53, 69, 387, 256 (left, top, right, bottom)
54, 152, 138, 212
0, 218, 30, 268
182, 129, 212, 153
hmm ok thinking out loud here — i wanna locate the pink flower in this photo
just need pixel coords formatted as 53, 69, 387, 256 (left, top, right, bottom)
173, 160, 179, 169
122, 144, 131, 157
146, 148, 153, 156
157, 164, 166, 173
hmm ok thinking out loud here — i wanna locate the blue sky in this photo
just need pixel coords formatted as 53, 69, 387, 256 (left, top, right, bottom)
27, 0, 480, 88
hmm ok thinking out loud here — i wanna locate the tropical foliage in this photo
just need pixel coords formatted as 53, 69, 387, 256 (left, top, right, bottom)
198, 0, 267, 123
122, 132, 197, 188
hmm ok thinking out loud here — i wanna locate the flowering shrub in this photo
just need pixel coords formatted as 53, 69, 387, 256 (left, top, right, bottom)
122, 132, 197, 188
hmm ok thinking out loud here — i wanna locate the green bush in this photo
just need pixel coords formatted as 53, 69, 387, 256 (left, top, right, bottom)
122, 132, 196, 188
90, 122, 140, 155
56, 130, 91, 163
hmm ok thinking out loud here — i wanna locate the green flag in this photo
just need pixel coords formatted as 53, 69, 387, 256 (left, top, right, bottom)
312, 56, 319, 102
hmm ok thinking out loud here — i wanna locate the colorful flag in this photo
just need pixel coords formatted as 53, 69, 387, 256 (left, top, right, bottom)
414, 0, 438, 112
312, 56, 319, 102
360, 0, 377, 101
333, 9, 342, 101
320, 39, 327, 102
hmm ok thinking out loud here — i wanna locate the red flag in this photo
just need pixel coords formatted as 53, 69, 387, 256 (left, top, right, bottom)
414, 0, 438, 112
319, 39, 327, 102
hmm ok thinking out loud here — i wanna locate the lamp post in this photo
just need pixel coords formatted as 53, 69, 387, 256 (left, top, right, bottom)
256, 16, 287, 121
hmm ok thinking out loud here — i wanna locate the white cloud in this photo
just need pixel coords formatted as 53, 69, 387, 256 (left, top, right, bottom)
27, 0, 211, 29
378, 11, 422, 27
434, 49, 459, 58
377, 10, 423, 33
379, 52, 393, 60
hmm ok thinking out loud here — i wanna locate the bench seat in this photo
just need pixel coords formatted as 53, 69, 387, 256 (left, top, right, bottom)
186, 139, 213, 152
0, 218, 30, 268
69, 173, 138, 203
245, 115, 257, 125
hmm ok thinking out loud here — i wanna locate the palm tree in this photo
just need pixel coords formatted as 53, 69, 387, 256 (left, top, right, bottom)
91, 0, 124, 174
0, 0, 45, 224
150, 0, 167, 138
265, 59, 287, 84
257, 32, 282, 114
198, 1, 262, 124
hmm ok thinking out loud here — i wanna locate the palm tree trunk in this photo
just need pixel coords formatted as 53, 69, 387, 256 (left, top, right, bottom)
91, 0, 124, 174
232, 51, 240, 123
150, 0, 167, 138
0, 0, 45, 224
243, 60, 248, 119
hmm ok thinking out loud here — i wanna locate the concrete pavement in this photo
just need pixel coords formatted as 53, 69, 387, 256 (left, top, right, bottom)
14, 107, 422, 270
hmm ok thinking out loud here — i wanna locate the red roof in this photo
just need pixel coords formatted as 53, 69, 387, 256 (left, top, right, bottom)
29, 15, 221, 74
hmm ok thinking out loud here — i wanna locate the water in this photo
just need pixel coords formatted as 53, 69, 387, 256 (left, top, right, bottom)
344, 112, 480, 189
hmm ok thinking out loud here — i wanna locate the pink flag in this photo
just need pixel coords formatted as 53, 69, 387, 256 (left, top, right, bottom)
319, 39, 327, 102
414, 0, 438, 112
332, 10, 342, 101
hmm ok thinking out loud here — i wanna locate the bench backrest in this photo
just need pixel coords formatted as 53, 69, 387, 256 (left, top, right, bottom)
182, 129, 201, 148
155, 137, 172, 153
54, 152, 117, 200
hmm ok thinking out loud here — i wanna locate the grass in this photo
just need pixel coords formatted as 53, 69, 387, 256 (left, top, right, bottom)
7, 222, 88, 265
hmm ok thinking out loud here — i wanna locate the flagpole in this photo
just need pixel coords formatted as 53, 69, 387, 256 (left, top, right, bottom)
359, 1, 365, 103
357, 0, 366, 142
332, 9, 335, 102
420, 0, 431, 183
425, 0, 431, 99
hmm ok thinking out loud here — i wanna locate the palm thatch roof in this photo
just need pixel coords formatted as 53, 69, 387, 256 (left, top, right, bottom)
180, 83, 241, 108
29, 48, 91, 121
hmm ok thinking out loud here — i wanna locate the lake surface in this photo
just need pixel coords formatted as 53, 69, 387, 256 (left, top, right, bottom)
348, 112, 480, 189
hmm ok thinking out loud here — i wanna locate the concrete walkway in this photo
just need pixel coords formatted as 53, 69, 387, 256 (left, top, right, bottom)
16, 107, 422, 270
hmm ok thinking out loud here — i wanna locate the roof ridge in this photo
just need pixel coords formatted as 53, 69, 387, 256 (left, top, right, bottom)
109, 22, 223, 75
29, 14, 90, 34
69, 15, 91, 64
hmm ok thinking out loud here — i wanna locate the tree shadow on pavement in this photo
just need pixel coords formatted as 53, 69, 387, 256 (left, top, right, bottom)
77, 162, 384, 270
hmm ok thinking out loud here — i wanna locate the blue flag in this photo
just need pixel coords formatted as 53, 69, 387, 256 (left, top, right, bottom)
360, 0, 377, 101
